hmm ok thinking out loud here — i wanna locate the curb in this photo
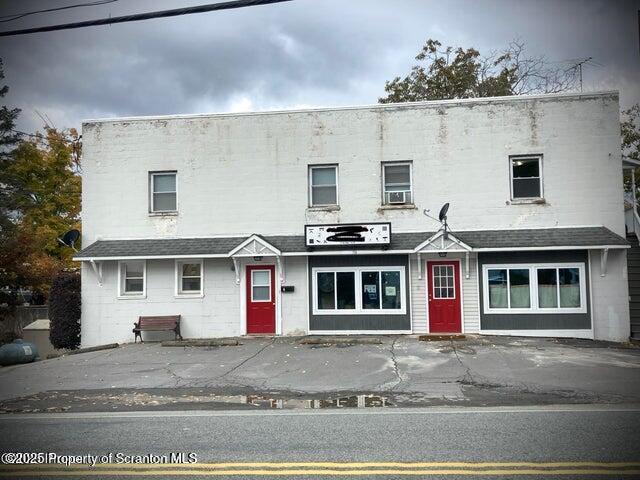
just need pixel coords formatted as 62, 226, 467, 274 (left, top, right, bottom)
162, 339, 240, 347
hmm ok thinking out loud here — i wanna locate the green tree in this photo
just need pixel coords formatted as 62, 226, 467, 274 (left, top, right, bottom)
0, 58, 81, 320
379, 39, 578, 103
0, 128, 82, 303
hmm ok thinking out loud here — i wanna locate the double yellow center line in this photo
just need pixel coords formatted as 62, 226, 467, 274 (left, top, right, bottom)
2, 461, 640, 476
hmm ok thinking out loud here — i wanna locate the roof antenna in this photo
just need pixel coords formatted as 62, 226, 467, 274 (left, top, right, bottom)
58, 229, 80, 252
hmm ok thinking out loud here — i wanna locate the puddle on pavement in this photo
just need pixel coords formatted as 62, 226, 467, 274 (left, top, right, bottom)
237, 394, 391, 409
0, 392, 392, 413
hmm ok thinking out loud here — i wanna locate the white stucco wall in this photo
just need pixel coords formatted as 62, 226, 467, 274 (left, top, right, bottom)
78, 91, 629, 344
589, 249, 630, 342
81, 257, 309, 347
81, 92, 624, 245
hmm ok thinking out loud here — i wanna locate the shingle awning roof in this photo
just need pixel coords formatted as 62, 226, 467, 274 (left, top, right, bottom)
74, 226, 628, 261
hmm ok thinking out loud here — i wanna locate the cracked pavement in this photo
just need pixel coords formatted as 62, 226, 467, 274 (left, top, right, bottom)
0, 335, 639, 411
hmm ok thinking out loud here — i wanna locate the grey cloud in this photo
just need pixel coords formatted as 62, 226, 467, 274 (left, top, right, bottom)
0, 0, 638, 133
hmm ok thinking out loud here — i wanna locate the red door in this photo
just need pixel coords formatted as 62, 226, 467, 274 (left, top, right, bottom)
246, 265, 276, 334
427, 261, 462, 333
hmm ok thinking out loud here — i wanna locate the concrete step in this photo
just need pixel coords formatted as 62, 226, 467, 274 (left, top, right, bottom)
418, 334, 466, 342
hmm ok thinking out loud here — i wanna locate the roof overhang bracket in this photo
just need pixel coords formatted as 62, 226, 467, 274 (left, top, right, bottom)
465, 251, 470, 279
232, 257, 240, 285
600, 248, 609, 277
276, 256, 285, 284
89, 260, 103, 286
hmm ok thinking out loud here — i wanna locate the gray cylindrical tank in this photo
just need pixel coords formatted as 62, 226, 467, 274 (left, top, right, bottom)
0, 339, 39, 366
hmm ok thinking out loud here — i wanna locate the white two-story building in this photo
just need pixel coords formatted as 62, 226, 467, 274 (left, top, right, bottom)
75, 91, 632, 346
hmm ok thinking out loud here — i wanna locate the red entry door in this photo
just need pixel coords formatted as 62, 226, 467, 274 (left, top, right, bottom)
427, 261, 462, 333
246, 265, 276, 334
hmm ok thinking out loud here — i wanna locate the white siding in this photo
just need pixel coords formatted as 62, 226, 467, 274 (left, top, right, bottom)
410, 253, 480, 334
409, 255, 427, 333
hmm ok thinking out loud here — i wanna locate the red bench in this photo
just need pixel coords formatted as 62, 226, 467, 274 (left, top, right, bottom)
133, 315, 182, 343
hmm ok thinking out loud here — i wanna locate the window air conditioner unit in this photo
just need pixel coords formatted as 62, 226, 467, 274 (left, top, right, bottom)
388, 191, 407, 204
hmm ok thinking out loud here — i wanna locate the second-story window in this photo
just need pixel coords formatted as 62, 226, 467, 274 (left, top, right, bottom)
382, 162, 412, 205
309, 165, 338, 207
150, 171, 177, 213
510, 155, 542, 200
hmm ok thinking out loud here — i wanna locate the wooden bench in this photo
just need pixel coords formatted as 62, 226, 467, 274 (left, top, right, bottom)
133, 315, 182, 343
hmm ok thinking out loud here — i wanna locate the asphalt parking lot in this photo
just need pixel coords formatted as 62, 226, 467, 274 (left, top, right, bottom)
0, 335, 639, 411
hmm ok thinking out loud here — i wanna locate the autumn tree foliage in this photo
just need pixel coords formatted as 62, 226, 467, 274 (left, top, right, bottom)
0, 60, 81, 323
379, 39, 579, 103
0, 128, 81, 303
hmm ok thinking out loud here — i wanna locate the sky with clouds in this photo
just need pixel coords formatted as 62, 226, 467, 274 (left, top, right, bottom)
0, 0, 638, 133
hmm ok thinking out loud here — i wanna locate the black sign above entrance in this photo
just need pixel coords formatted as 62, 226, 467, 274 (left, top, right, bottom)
305, 223, 391, 247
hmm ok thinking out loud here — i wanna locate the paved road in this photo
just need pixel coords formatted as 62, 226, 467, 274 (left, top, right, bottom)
1, 405, 639, 478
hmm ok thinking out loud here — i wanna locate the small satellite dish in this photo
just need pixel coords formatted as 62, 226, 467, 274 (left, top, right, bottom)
438, 203, 450, 222
58, 229, 80, 251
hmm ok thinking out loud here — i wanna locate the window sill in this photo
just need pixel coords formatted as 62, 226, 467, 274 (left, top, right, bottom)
307, 205, 340, 212
378, 204, 417, 211
508, 198, 546, 205
149, 211, 178, 217
313, 310, 407, 316
484, 308, 587, 315
117, 295, 146, 300
174, 293, 204, 299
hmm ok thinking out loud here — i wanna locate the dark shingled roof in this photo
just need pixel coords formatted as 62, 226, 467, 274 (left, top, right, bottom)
74, 226, 627, 259
455, 227, 629, 249
75, 236, 247, 259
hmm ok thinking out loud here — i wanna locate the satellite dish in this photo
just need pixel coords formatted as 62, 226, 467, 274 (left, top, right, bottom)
58, 229, 80, 251
438, 203, 450, 222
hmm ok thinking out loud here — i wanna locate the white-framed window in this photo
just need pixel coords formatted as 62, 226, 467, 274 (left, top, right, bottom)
175, 260, 204, 297
510, 155, 543, 200
251, 269, 272, 302
309, 165, 338, 207
118, 260, 146, 298
482, 263, 587, 314
150, 171, 177, 212
382, 161, 413, 205
432, 264, 455, 299
312, 266, 406, 315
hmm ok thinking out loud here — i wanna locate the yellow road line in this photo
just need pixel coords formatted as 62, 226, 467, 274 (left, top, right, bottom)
2, 468, 640, 476
3, 462, 640, 469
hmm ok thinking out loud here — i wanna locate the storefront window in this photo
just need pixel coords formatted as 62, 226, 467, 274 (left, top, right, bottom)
484, 263, 586, 313
317, 272, 335, 310
488, 269, 507, 308
509, 269, 530, 308
313, 267, 405, 315
559, 268, 581, 308
361, 271, 380, 309
537, 268, 558, 308
381, 271, 401, 309
336, 272, 356, 309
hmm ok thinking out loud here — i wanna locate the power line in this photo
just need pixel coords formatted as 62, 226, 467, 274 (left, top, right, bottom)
0, 0, 292, 37
0, 0, 118, 24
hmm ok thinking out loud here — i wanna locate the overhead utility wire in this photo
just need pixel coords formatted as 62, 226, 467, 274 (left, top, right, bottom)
0, 0, 292, 37
0, 0, 119, 23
